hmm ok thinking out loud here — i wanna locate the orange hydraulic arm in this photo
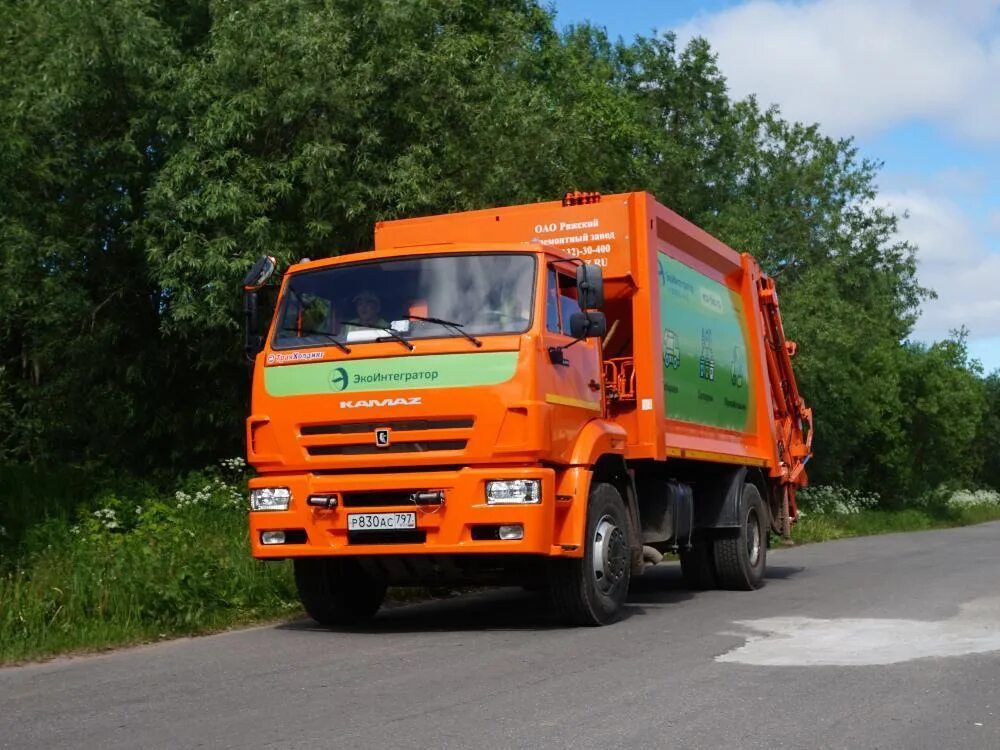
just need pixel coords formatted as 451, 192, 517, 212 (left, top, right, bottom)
757, 274, 813, 528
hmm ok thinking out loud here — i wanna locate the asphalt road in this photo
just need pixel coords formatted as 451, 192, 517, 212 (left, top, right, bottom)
3, 522, 1000, 749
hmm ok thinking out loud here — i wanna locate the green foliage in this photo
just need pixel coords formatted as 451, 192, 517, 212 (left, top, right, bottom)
797, 485, 881, 517
0, 0, 238, 469
0, 461, 298, 663
976, 372, 1000, 491
4, 0, 997, 663
895, 332, 985, 496
0, 0, 993, 500
793, 486, 1000, 544
793, 509, 940, 543
0, 463, 104, 563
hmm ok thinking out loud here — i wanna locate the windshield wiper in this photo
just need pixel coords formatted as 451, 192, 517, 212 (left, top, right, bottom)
403, 315, 482, 348
280, 326, 351, 354
347, 324, 415, 351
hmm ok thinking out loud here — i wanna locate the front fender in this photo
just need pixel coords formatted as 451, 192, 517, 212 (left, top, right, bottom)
568, 419, 627, 466
552, 420, 628, 556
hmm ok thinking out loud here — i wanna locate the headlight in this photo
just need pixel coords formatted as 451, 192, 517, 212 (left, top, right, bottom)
250, 487, 291, 511
486, 479, 541, 505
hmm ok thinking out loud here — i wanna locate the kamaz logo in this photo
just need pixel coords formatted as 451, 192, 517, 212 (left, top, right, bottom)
339, 397, 422, 409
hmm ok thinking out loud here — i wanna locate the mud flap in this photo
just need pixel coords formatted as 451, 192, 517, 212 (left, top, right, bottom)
693, 466, 747, 530
624, 476, 645, 576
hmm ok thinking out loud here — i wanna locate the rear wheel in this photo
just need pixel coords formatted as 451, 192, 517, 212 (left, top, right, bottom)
713, 483, 768, 590
549, 482, 631, 626
293, 557, 387, 626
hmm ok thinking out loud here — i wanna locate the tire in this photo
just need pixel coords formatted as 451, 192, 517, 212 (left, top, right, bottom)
549, 482, 631, 626
712, 483, 768, 590
679, 531, 717, 590
521, 581, 549, 594
293, 557, 387, 626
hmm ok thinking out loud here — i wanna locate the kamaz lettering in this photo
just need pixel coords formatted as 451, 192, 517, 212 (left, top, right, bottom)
339, 397, 422, 409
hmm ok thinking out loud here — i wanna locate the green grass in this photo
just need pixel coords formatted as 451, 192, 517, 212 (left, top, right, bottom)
0, 466, 299, 664
0, 463, 102, 559
792, 504, 1000, 544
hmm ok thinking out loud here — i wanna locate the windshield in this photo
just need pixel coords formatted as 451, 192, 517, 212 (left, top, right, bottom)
271, 253, 536, 350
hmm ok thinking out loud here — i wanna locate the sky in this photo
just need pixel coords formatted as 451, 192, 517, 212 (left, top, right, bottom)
551, 0, 1000, 373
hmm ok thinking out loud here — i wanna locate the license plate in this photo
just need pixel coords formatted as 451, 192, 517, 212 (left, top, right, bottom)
347, 512, 417, 531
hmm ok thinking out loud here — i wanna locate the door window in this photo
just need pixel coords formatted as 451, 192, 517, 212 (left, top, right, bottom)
546, 265, 582, 336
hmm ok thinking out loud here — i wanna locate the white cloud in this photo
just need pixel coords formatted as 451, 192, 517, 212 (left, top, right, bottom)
673, 0, 1000, 142
880, 189, 1000, 340
925, 167, 991, 196
670, 1, 1000, 349
880, 190, 980, 263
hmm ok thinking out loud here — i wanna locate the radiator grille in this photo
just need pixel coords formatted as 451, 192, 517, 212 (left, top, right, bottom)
299, 417, 474, 458
301, 418, 474, 436
306, 440, 467, 456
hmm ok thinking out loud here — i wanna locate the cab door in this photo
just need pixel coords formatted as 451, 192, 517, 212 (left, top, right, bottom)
540, 263, 604, 461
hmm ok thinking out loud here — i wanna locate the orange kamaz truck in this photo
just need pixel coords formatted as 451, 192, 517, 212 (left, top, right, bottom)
242, 191, 812, 626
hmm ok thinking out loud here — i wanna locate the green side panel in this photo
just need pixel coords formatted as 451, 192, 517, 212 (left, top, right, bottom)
264, 351, 519, 397
657, 255, 756, 432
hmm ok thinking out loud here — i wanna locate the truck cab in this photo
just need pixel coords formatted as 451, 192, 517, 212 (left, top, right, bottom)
246, 242, 629, 624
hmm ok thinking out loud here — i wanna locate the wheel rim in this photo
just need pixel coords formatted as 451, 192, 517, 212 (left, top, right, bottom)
591, 514, 627, 595
746, 506, 762, 567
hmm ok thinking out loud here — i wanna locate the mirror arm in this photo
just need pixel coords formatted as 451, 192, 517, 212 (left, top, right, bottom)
547, 330, 588, 366
243, 289, 261, 362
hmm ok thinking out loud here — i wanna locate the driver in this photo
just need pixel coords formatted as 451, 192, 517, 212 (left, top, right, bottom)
346, 290, 389, 329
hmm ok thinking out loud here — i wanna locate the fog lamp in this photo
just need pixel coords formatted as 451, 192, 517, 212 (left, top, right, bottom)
261, 531, 286, 545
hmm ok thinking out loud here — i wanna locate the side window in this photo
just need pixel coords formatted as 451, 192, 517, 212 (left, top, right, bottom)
546, 268, 561, 333
558, 273, 582, 332
546, 265, 582, 335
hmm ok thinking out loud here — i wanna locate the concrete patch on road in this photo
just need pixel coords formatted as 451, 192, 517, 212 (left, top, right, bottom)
717, 596, 1000, 666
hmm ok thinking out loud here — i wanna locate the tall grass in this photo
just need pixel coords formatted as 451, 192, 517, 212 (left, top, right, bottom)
0, 462, 298, 664
0, 463, 103, 562
792, 485, 1000, 543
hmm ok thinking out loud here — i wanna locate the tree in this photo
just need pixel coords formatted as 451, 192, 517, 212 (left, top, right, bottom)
976, 371, 1000, 491
0, 0, 199, 468
613, 32, 930, 498
895, 331, 986, 498
0, 0, 988, 503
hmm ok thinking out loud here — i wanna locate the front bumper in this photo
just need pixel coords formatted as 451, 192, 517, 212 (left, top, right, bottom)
249, 466, 567, 558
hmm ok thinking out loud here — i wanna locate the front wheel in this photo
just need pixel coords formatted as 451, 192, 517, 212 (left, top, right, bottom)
293, 557, 387, 626
549, 483, 631, 626
712, 483, 768, 590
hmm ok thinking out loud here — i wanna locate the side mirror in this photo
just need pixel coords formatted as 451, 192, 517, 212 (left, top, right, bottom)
569, 311, 607, 340
242, 256, 278, 362
576, 263, 604, 310
243, 255, 277, 291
